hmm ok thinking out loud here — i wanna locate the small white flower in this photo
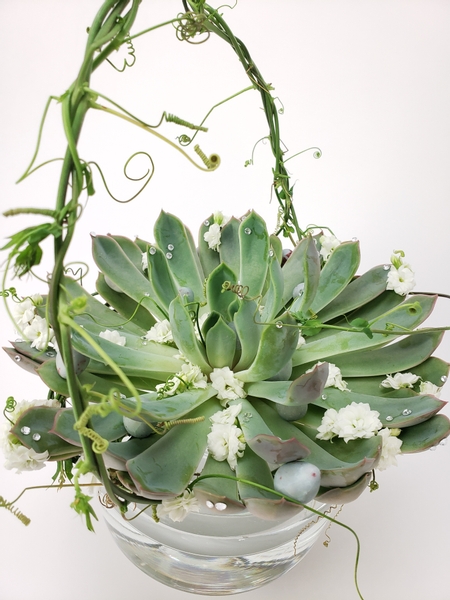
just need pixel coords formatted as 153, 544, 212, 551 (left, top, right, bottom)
178, 362, 208, 390
419, 380, 442, 397
386, 264, 415, 295
376, 428, 403, 471
381, 372, 420, 390
3, 445, 49, 473
11, 294, 42, 326
213, 211, 230, 227
141, 252, 148, 271
210, 403, 242, 425
210, 367, 247, 406
306, 362, 349, 391
144, 320, 174, 344
317, 402, 382, 443
99, 329, 127, 346
156, 490, 200, 522
319, 234, 341, 262
207, 423, 246, 470
204, 223, 222, 251
23, 315, 54, 351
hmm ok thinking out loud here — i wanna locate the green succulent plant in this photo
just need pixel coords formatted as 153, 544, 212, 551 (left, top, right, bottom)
7, 208, 450, 520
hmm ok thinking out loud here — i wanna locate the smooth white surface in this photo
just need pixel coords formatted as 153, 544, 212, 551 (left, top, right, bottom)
1, 1, 449, 599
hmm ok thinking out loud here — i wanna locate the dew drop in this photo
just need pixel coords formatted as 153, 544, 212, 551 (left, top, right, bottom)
46, 351, 55, 357
90, 231, 97, 237
275, 321, 283, 329
439, 438, 448, 447
142, 341, 148, 346
144, 292, 150, 297
321, 394, 327, 400
293, 283, 304, 297
441, 375, 448, 383
385, 415, 394, 422
429, 445, 437, 452
215, 502, 227, 511
21, 426, 30, 435
120, 394, 126, 399
118, 326, 123, 330
15, 338, 23, 343
166, 252, 173, 260
167, 244, 174, 251
205, 500, 214, 509
244, 227, 252, 235
269, 249, 274, 257
352, 237, 358, 242
402, 409, 412, 416
383, 264, 391, 271
204, 220, 210, 227
149, 247, 156, 255
32, 433, 41, 441
14, 355, 21, 362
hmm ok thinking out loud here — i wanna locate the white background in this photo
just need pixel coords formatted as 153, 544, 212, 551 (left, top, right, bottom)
1, 1, 450, 599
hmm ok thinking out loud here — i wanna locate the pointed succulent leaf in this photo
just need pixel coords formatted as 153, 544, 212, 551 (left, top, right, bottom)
239, 211, 270, 298
293, 294, 437, 367
316, 472, 371, 504
126, 399, 220, 498
92, 235, 166, 321
317, 265, 389, 323
232, 299, 261, 371
154, 211, 205, 302
146, 245, 179, 312
399, 414, 450, 453
193, 454, 245, 513
198, 214, 220, 277
219, 217, 240, 277
52, 408, 127, 446
259, 255, 284, 322
205, 316, 237, 368
290, 236, 321, 316
206, 262, 237, 320
330, 331, 444, 377
314, 387, 447, 428
120, 387, 217, 422
12, 407, 80, 459
236, 312, 298, 382
247, 434, 310, 464
106, 437, 159, 465
281, 236, 317, 306
309, 241, 361, 314
96, 274, 156, 331
3, 345, 43, 374
246, 362, 328, 407
169, 295, 211, 374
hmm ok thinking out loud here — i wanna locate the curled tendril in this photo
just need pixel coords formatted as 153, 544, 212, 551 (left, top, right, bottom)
273, 96, 285, 114
0, 496, 30, 526
0, 287, 19, 300
175, 12, 210, 44
284, 146, 323, 165
3, 396, 17, 425
194, 144, 221, 170
63, 262, 89, 285
106, 32, 136, 72
88, 152, 154, 204
166, 113, 208, 132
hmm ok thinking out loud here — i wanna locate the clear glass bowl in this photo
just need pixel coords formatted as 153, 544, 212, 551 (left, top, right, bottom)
102, 501, 328, 595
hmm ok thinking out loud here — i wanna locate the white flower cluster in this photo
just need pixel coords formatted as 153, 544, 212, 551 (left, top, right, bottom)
381, 371, 442, 397
0, 398, 60, 473
210, 367, 247, 406
156, 489, 200, 522
203, 211, 230, 252
156, 362, 207, 397
12, 294, 54, 351
317, 402, 382, 442
316, 402, 403, 469
306, 362, 349, 392
144, 319, 174, 344
319, 234, 341, 262
207, 403, 246, 470
99, 329, 127, 346
386, 250, 415, 296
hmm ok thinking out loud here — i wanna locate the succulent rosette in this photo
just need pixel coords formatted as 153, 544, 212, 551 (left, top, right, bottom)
5, 209, 450, 520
